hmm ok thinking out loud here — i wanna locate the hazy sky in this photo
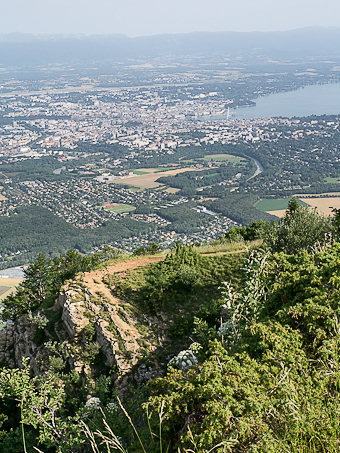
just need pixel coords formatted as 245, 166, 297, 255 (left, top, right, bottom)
2, 0, 340, 36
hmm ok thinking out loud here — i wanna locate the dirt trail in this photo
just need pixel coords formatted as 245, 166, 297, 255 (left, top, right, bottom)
82, 256, 164, 370
83, 249, 246, 293
83, 256, 163, 290
79, 251, 246, 375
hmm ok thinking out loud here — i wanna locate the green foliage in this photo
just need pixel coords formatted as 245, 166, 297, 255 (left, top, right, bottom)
225, 220, 274, 243
267, 198, 334, 254
1, 237, 339, 452
133, 242, 162, 256
141, 243, 202, 312
0, 205, 149, 269
0, 359, 83, 451
332, 207, 340, 240
146, 244, 340, 452
1, 249, 109, 321
203, 192, 276, 225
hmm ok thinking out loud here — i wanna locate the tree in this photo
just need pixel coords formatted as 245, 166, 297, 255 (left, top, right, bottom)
0, 359, 82, 451
267, 199, 334, 254
23, 252, 52, 306
146, 244, 340, 452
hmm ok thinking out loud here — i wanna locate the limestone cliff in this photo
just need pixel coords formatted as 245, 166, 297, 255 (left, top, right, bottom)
0, 257, 166, 387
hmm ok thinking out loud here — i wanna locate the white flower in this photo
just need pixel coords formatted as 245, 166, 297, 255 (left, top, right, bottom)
168, 349, 198, 371
106, 402, 119, 414
85, 397, 101, 410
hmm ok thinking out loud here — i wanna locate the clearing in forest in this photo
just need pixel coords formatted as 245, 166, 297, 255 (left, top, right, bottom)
112, 167, 208, 189
203, 153, 246, 164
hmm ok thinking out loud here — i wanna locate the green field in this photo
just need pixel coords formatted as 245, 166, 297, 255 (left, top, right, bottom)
127, 186, 141, 192
180, 159, 195, 164
105, 204, 136, 214
132, 167, 172, 175
255, 198, 307, 212
325, 176, 340, 184
203, 154, 246, 164
132, 170, 149, 175
113, 184, 140, 192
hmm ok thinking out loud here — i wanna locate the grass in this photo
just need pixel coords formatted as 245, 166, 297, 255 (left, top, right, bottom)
197, 239, 262, 255
325, 176, 340, 184
202, 153, 246, 164
105, 204, 136, 214
132, 168, 171, 175
255, 198, 307, 212
132, 170, 149, 175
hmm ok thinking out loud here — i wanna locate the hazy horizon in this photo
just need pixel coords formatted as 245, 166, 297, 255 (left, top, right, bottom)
1, 25, 340, 40
3, 0, 340, 37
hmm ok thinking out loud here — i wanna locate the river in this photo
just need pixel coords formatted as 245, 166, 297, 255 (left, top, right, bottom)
248, 158, 264, 180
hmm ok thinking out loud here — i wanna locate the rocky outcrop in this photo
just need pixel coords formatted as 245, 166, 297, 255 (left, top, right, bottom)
0, 317, 41, 375
0, 321, 15, 367
0, 257, 166, 387
58, 288, 90, 337
55, 274, 161, 386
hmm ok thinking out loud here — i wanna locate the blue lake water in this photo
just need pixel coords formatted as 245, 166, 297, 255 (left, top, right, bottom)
203, 82, 340, 120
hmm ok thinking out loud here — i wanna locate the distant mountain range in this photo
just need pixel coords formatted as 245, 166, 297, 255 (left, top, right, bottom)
0, 28, 340, 66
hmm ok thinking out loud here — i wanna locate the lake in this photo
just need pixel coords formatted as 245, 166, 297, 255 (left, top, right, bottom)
201, 82, 340, 120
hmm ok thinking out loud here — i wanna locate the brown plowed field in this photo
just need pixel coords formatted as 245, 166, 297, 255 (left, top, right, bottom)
111, 167, 212, 189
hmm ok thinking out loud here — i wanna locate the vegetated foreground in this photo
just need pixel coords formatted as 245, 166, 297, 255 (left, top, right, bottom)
0, 201, 339, 452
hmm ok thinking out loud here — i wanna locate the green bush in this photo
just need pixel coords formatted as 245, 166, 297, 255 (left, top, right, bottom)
146, 243, 340, 452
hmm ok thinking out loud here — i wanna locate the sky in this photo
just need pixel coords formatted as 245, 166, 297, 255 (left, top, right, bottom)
2, 0, 340, 36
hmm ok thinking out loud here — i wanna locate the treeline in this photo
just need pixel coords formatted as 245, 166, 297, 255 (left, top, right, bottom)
0, 156, 65, 181
123, 143, 252, 170
0, 204, 339, 451
157, 203, 211, 233
242, 132, 340, 194
0, 206, 153, 269
1, 248, 120, 321
156, 163, 250, 195
202, 193, 276, 224
75, 141, 131, 158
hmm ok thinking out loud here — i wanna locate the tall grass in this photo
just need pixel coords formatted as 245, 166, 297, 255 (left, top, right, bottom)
82, 398, 234, 453
197, 239, 262, 255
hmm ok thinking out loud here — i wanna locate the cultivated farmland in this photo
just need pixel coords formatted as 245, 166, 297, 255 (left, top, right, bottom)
0, 277, 22, 302
299, 197, 340, 216
112, 167, 208, 189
